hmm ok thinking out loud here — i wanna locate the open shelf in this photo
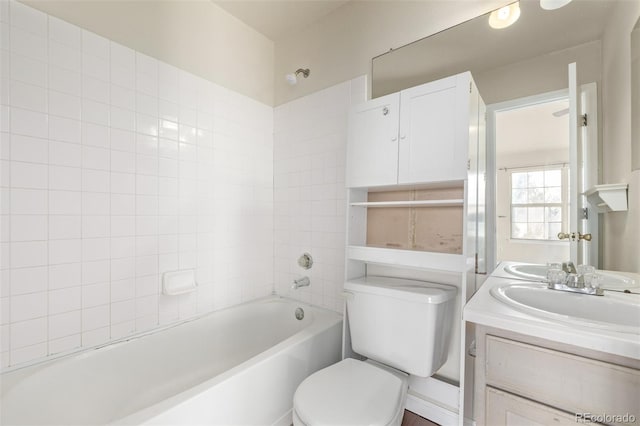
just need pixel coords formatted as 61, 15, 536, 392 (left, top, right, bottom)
585, 183, 628, 212
347, 245, 469, 273
350, 199, 463, 208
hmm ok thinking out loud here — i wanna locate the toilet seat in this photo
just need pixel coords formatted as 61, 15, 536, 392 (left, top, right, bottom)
293, 358, 408, 426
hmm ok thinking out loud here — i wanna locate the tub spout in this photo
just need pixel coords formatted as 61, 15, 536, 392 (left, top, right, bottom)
292, 276, 310, 290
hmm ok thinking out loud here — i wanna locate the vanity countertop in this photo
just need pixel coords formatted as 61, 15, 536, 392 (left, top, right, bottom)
464, 265, 640, 360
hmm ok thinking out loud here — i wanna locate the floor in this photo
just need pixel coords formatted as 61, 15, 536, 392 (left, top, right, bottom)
401, 410, 440, 426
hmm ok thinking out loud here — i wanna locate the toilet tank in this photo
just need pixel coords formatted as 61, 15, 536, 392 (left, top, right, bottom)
344, 276, 457, 377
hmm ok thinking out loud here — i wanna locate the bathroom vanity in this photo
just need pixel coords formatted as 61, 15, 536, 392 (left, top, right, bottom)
465, 267, 640, 426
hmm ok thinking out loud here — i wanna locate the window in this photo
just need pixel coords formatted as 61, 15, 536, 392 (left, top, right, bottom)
510, 167, 569, 240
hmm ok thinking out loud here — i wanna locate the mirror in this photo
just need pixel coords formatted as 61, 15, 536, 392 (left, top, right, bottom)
372, 0, 613, 270
632, 17, 640, 171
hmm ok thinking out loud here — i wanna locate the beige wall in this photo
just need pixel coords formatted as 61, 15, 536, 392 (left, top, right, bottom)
20, 0, 275, 105
274, 0, 506, 106
601, 0, 640, 273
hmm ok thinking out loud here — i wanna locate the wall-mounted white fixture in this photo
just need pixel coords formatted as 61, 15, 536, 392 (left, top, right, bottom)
488, 2, 521, 29
285, 68, 310, 85
585, 183, 629, 212
540, 0, 572, 10
162, 270, 197, 295
297, 253, 313, 269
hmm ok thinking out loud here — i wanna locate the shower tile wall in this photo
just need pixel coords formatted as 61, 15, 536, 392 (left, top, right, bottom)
273, 76, 366, 312
0, 1, 274, 368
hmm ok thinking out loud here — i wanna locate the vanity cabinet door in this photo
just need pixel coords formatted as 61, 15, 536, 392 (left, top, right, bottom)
346, 92, 400, 188
398, 73, 470, 184
485, 387, 603, 426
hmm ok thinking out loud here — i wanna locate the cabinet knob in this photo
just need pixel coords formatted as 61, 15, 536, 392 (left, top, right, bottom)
382, 106, 389, 116
400, 135, 406, 140
391, 137, 397, 141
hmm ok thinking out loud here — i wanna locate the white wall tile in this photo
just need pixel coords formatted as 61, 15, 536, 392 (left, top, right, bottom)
10, 1, 47, 37
10, 317, 47, 348
49, 287, 81, 315
48, 263, 81, 290
48, 16, 81, 49
48, 41, 80, 72
49, 116, 81, 144
49, 239, 81, 265
49, 215, 81, 240
11, 53, 47, 88
10, 161, 47, 189
10, 215, 47, 241
49, 310, 81, 340
10, 266, 47, 295
49, 66, 80, 96
81, 30, 108, 59
10, 26, 47, 62
49, 91, 81, 119
49, 165, 81, 191
11, 134, 48, 164
49, 190, 80, 215
10, 107, 47, 139
11, 241, 47, 268
3, 3, 274, 369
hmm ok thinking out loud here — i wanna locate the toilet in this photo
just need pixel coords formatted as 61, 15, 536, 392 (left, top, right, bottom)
292, 276, 456, 426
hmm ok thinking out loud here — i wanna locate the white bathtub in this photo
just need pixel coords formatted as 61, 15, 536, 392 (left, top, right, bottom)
1, 297, 343, 425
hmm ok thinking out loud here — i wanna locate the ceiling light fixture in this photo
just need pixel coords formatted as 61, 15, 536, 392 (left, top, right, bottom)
540, 0, 572, 11
488, 2, 521, 30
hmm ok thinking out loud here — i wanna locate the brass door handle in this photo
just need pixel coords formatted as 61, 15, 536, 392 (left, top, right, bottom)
557, 232, 574, 240
579, 232, 592, 241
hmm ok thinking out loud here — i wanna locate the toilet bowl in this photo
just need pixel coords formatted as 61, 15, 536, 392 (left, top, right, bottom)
293, 358, 408, 426
292, 276, 457, 426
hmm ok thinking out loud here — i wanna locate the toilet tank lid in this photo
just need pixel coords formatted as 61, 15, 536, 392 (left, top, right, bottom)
345, 276, 456, 304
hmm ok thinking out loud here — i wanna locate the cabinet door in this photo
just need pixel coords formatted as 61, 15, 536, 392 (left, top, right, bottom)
485, 387, 602, 426
398, 73, 469, 184
346, 93, 400, 188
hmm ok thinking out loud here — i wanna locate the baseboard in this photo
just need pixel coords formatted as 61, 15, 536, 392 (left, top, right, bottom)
405, 393, 459, 426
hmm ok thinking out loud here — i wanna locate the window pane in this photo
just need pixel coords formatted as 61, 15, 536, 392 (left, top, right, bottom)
512, 223, 527, 238
512, 189, 527, 204
547, 222, 562, 240
545, 169, 562, 186
528, 171, 544, 187
545, 186, 562, 203
545, 206, 562, 222
528, 207, 544, 222
512, 172, 528, 189
512, 207, 527, 222
528, 223, 544, 239
528, 188, 544, 203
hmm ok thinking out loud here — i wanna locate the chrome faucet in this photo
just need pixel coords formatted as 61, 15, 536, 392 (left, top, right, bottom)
562, 261, 577, 274
292, 276, 310, 290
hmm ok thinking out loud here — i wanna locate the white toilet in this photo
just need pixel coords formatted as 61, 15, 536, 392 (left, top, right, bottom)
292, 276, 456, 426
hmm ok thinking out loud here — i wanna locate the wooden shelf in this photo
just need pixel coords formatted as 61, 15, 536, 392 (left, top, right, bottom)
347, 245, 470, 273
350, 199, 463, 208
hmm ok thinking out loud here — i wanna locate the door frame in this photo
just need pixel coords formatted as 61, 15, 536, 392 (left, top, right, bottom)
486, 88, 574, 272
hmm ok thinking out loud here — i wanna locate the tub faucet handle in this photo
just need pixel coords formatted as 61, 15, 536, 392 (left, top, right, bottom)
292, 276, 310, 290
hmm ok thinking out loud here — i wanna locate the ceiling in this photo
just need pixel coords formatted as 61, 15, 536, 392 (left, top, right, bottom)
213, 0, 349, 41
496, 98, 570, 158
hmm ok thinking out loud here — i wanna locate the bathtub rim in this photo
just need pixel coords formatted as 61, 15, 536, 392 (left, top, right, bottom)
1, 295, 340, 376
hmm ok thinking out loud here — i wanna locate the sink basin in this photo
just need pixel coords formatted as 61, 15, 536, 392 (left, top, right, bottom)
503, 264, 638, 291
491, 283, 640, 333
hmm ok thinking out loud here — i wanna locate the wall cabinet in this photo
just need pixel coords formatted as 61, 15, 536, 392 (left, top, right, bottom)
346, 73, 475, 188
343, 71, 486, 426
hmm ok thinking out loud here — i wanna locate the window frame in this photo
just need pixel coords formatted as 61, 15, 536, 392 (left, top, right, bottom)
509, 165, 570, 242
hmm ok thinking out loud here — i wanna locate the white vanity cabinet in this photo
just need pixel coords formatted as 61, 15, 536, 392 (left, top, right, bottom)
346, 72, 475, 188
474, 327, 640, 426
